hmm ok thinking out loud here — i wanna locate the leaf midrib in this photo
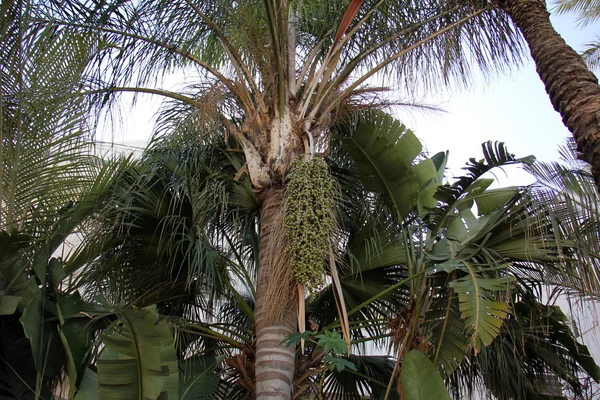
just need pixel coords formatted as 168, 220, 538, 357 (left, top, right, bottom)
350, 135, 402, 221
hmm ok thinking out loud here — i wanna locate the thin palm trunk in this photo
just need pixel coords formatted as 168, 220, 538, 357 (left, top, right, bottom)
498, 0, 600, 189
254, 187, 297, 399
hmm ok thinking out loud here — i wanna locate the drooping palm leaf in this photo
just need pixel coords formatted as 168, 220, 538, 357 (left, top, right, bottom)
1, 4, 101, 234
322, 354, 396, 400
449, 288, 600, 400
526, 139, 600, 297
401, 349, 451, 400
448, 262, 513, 352
97, 305, 179, 400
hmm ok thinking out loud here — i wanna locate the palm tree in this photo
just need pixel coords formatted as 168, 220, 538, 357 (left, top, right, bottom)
495, 0, 600, 191
68, 111, 600, 400
30, 1, 530, 396
555, 0, 600, 70
7, 1, 600, 397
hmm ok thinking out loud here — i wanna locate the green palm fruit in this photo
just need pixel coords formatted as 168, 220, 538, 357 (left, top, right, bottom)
284, 158, 336, 293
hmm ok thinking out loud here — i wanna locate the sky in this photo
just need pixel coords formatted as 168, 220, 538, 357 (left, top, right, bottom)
398, 9, 599, 187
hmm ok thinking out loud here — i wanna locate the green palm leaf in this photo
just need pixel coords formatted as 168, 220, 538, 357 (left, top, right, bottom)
401, 349, 451, 400
1, 7, 100, 233
449, 262, 513, 352
343, 110, 435, 221
323, 355, 397, 400
98, 305, 179, 400
179, 355, 221, 400
428, 293, 467, 377
449, 288, 600, 399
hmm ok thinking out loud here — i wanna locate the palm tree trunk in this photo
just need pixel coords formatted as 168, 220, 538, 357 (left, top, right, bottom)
254, 187, 297, 399
498, 0, 600, 189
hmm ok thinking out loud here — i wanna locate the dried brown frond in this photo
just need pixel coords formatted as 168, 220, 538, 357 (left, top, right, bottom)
388, 305, 414, 346
388, 304, 431, 353
224, 347, 255, 396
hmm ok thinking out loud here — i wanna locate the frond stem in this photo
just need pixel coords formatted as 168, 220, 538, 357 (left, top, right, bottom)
83, 87, 204, 108
29, 18, 256, 113
263, 0, 287, 114
333, 8, 486, 112
309, 4, 464, 120
182, 0, 260, 102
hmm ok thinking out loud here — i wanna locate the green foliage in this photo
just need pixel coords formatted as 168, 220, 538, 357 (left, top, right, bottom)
342, 110, 433, 222
179, 355, 222, 400
98, 305, 179, 400
448, 288, 600, 400
448, 262, 514, 352
281, 330, 315, 347
0, 231, 29, 315
7, 0, 589, 397
71, 145, 237, 315
554, 0, 600, 69
285, 158, 336, 292
315, 330, 348, 355
323, 355, 357, 373
401, 350, 451, 400
0, 2, 101, 235
5, 98, 596, 400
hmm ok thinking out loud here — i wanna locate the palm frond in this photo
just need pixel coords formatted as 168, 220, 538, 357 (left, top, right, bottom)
526, 139, 600, 297
449, 289, 600, 400
322, 355, 396, 400
554, 0, 600, 26
582, 36, 600, 70
1, 4, 100, 233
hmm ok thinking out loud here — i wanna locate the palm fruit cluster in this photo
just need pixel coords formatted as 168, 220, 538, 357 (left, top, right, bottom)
285, 158, 336, 292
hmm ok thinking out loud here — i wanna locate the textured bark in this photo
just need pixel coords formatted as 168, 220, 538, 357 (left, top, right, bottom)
254, 187, 297, 399
498, 0, 600, 189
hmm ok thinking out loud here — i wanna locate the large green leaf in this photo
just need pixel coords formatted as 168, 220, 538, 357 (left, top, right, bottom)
0, 295, 21, 316
75, 368, 99, 400
428, 294, 467, 377
98, 305, 179, 400
19, 287, 44, 372
401, 349, 451, 400
179, 355, 221, 400
0, 231, 30, 306
344, 111, 427, 220
346, 225, 409, 273
449, 262, 513, 352
427, 142, 532, 231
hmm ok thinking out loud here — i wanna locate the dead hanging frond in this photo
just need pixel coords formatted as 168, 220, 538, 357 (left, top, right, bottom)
329, 247, 351, 349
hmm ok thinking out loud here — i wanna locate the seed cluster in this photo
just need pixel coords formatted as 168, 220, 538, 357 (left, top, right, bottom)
285, 158, 336, 292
